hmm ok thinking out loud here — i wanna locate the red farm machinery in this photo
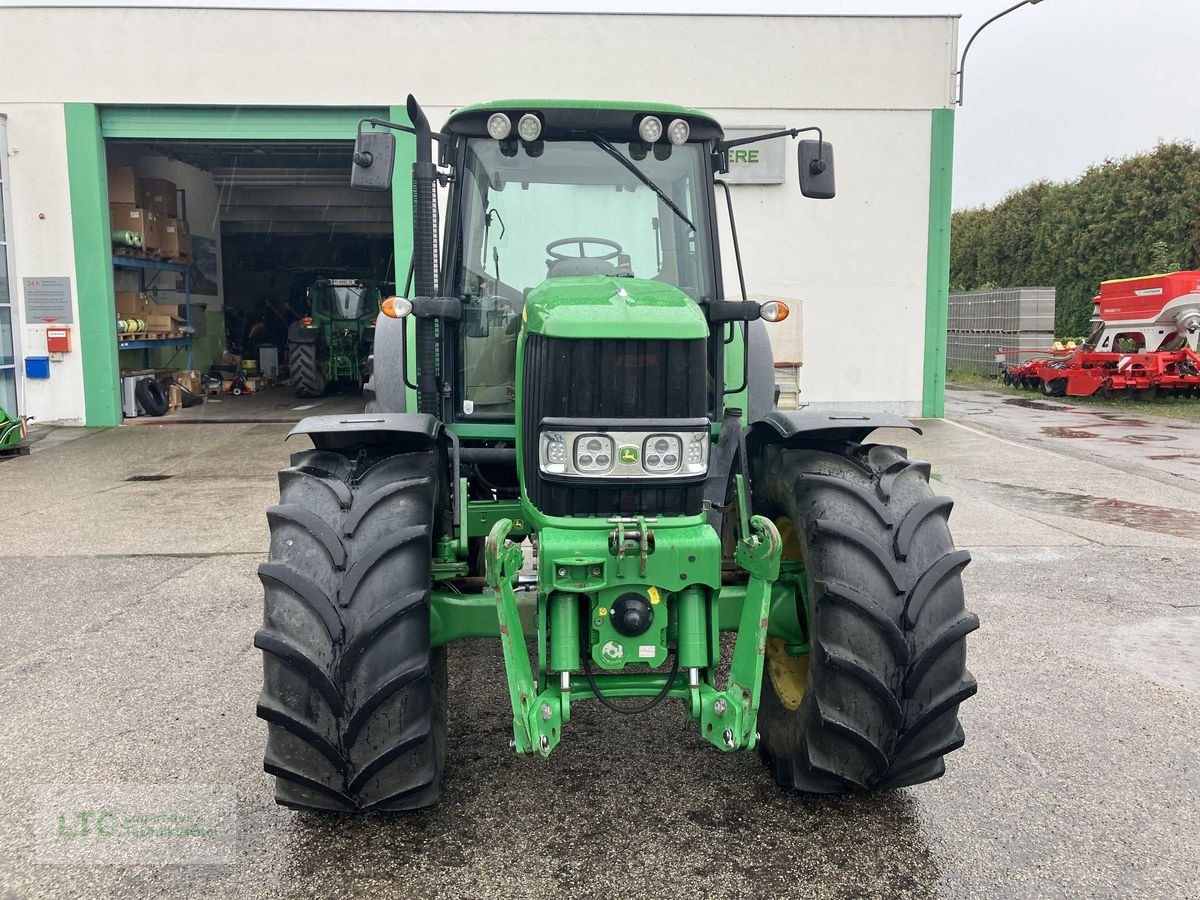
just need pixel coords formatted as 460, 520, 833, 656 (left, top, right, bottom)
1002, 271, 1200, 398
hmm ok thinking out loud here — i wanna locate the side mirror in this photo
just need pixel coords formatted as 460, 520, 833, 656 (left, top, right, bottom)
797, 140, 835, 199
351, 131, 395, 192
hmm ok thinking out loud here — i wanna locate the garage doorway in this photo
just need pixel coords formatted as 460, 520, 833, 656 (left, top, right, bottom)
63, 103, 415, 427
91, 106, 409, 424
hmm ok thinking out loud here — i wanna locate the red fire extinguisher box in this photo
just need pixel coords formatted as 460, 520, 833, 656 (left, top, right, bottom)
46, 327, 72, 352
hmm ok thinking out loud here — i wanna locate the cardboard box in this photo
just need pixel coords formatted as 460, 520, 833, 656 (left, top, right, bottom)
160, 218, 194, 259
115, 291, 152, 317
142, 210, 163, 252
107, 167, 139, 205
109, 204, 148, 237
138, 178, 178, 217
173, 370, 201, 394
161, 219, 181, 258
142, 312, 184, 332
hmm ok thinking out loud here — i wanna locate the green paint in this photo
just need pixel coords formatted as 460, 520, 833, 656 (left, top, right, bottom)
445, 422, 516, 440
98, 106, 386, 140
465, 498, 529, 538
923, 108, 955, 417
65, 104, 121, 426
522, 276, 709, 340
430, 588, 535, 647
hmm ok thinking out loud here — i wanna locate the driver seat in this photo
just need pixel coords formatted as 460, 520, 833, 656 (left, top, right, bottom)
546, 258, 618, 278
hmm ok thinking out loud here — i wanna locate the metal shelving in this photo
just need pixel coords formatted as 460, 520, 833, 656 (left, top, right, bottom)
112, 255, 193, 368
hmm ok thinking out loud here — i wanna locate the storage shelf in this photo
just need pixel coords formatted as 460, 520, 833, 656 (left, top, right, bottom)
117, 337, 192, 351
112, 255, 190, 274
111, 254, 193, 369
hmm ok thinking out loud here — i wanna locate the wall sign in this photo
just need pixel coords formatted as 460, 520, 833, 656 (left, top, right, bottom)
722, 129, 786, 185
23, 277, 74, 324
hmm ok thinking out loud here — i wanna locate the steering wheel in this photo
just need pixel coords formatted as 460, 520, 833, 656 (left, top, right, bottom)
545, 237, 623, 262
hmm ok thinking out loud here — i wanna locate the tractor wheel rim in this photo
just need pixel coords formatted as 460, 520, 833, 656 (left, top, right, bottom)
766, 517, 809, 711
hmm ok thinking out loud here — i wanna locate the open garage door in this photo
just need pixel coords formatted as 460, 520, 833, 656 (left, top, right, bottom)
103, 135, 394, 423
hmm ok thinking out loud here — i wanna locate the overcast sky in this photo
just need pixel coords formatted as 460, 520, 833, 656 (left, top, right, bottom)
9, 0, 1199, 209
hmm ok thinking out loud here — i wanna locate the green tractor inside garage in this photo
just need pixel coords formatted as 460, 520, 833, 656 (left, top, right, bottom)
255, 96, 977, 811
287, 276, 383, 397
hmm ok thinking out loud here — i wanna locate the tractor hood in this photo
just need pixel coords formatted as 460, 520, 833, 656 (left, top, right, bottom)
522, 276, 709, 340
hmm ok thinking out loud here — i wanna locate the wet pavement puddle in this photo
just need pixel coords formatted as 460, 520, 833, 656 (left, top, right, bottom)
1040, 427, 1180, 443
943, 477, 1200, 541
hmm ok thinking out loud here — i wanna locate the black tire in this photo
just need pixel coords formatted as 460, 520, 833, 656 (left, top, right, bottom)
256, 446, 448, 811
752, 441, 978, 793
1042, 377, 1067, 397
290, 342, 327, 398
135, 377, 168, 417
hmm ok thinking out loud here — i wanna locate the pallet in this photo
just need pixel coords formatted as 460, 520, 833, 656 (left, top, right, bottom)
118, 331, 183, 341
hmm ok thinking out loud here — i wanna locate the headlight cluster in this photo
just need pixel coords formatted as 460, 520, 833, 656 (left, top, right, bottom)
487, 111, 690, 145
539, 427, 709, 480
487, 112, 542, 142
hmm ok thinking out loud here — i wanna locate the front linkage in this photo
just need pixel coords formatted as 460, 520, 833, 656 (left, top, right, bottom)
485, 477, 782, 759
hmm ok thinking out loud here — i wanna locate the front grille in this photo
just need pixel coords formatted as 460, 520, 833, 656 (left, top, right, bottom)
524, 335, 707, 517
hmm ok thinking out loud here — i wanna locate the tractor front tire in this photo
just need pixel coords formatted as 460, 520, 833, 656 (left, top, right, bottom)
753, 442, 978, 793
256, 446, 447, 811
290, 342, 327, 398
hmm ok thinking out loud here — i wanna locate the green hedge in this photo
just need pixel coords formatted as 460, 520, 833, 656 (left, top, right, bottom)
950, 142, 1200, 338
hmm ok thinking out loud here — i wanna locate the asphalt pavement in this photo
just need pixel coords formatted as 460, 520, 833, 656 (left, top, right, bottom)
0, 394, 1196, 898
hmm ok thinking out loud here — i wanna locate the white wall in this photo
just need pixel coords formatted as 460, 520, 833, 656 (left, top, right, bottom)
0, 9, 956, 420
0, 103, 86, 424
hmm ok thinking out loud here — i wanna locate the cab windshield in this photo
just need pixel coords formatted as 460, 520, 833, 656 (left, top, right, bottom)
312, 282, 379, 320
455, 137, 713, 419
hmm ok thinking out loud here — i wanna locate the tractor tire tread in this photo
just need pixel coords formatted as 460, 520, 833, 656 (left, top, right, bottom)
754, 442, 977, 794
258, 448, 447, 811
289, 342, 327, 398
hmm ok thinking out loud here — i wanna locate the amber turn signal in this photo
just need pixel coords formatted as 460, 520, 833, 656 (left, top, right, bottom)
380, 296, 413, 318
760, 300, 790, 323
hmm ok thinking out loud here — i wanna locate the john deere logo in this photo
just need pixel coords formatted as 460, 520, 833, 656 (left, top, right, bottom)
619, 446, 639, 465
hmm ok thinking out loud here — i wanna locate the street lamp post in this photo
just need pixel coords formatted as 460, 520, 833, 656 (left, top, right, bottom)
955, 0, 1047, 105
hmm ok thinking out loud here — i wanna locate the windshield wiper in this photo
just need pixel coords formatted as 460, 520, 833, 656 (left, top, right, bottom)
587, 133, 695, 232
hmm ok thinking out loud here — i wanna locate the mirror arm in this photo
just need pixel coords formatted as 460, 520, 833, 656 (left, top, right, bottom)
714, 125, 825, 174
358, 116, 452, 146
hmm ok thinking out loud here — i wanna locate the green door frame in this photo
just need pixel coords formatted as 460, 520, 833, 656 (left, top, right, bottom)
64, 103, 413, 426
922, 107, 955, 418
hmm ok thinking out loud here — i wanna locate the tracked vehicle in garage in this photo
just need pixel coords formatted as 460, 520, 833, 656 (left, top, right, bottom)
255, 96, 977, 811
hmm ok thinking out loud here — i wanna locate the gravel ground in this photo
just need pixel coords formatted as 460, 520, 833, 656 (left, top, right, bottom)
0, 405, 1196, 899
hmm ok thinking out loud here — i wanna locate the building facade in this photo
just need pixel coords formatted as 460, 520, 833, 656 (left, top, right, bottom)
0, 6, 958, 425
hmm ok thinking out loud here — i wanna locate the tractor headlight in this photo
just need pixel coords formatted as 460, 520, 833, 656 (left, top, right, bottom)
574, 434, 614, 473
643, 434, 681, 473
638, 115, 663, 143
667, 118, 690, 145
541, 431, 568, 474
487, 113, 512, 140
517, 113, 542, 142
538, 423, 709, 480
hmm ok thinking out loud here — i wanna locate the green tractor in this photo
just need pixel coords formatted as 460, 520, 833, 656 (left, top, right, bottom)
255, 96, 977, 811
287, 277, 383, 397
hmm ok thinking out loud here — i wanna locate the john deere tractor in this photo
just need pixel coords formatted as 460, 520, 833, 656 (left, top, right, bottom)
287, 277, 382, 397
255, 96, 977, 811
